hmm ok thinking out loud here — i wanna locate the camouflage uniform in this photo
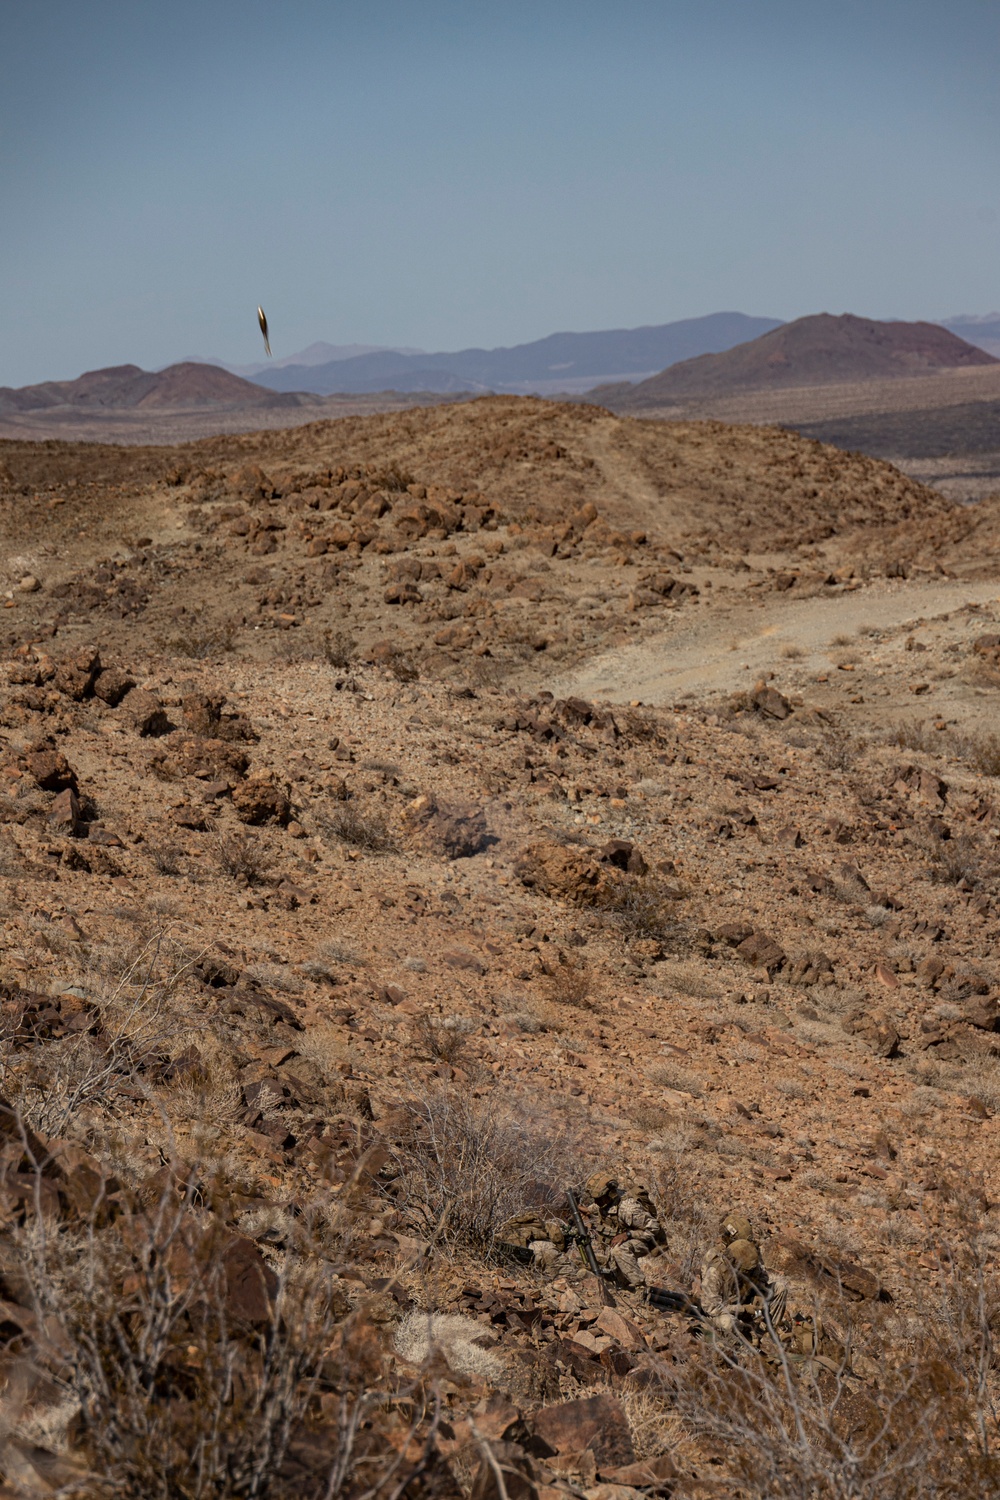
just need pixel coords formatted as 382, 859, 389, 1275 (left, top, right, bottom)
700, 1212, 786, 1341
585, 1173, 665, 1289
498, 1210, 567, 1271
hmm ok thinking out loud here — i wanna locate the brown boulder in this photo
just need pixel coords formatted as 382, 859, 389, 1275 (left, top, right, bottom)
54, 648, 101, 700
531, 1394, 635, 1469
122, 688, 172, 737
148, 736, 250, 782
232, 772, 291, 826
514, 841, 606, 905
384, 582, 422, 605
736, 931, 786, 974
402, 793, 489, 859
227, 463, 276, 502
48, 788, 84, 837
93, 666, 136, 706
750, 681, 791, 719
25, 743, 77, 792
181, 692, 257, 742
842, 1008, 900, 1058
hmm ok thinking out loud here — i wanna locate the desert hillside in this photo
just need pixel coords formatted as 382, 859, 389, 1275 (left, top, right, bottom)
0, 361, 312, 416
2, 396, 1000, 1494
606, 314, 998, 409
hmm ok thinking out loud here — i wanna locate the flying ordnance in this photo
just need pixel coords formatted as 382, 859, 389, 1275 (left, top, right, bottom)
257, 306, 271, 357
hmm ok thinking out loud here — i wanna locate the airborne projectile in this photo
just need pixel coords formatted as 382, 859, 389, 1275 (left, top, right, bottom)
257, 305, 271, 357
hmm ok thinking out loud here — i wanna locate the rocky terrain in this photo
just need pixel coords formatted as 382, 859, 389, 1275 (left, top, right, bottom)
1, 395, 1000, 1496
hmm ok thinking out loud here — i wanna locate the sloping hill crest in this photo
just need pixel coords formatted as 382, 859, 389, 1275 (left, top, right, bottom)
609, 313, 998, 409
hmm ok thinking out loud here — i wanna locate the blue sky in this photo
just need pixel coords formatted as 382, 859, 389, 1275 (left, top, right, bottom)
2, 0, 999, 384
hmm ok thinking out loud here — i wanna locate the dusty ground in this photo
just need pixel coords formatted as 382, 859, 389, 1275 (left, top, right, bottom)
2, 395, 1000, 1494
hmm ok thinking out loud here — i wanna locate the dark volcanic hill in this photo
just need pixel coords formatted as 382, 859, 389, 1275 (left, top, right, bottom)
606, 313, 999, 409
0, 362, 310, 415
251, 312, 783, 395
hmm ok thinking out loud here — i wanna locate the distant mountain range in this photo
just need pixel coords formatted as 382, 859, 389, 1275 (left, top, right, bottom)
940, 315, 1000, 360
177, 342, 426, 378
600, 314, 999, 410
9, 314, 1000, 418
0, 362, 310, 416
246, 313, 784, 396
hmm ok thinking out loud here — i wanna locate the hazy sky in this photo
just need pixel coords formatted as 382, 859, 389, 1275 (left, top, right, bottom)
2, 0, 999, 384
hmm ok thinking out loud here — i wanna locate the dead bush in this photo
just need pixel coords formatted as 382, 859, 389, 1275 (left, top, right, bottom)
368, 461, 414, 492
541, 955, 597, 1009
410, 1012, 472, 1065
597, 872, 687, 950
6, 932, 198, 1137
148, 843, 184, 876
156, 620, 237, 660
638, 1196, 1000, 1497
323, 802, 397, 853
215, 830, 274, 885
322, 630, 356, 669
12, 1170, 441, 1500
386, 1088, 578, 1256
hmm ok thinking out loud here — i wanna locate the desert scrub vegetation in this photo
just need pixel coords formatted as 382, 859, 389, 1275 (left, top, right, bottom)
596, 872, 688, 951
214, 829, 275, 886
383, 1087, 577, 1256
321, 801, 398, 853
1, 930, 200, 1136
889, 719, 1000, 777
7, 1157, 446, 1500
539, 952, 598, 1009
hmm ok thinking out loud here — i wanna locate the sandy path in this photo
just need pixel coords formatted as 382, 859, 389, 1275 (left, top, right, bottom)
550, 576, 1000, 705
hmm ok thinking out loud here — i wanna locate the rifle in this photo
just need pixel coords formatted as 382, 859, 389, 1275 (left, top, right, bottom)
565, 1187, 615, 1306
645, 1284, 707, 1321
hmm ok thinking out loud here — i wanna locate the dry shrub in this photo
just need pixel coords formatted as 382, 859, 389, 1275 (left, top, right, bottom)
818, 726, 866, 773
157, 620, 237, 660
410, 1012, 472, 1065
11, 1169, 441, 1500
597, 873, 687, 950
322, 630, 356, 669
636, 1195, 1000, 1498
928, 832, 991, 888
323, 802, 397, 853
6, 932, 198, 1137
147, 843, 183, 876
368, 461, 414, 492
646, 1062, 703, 1096
381, 647, 419, 683
541, 955, 597, 1009
386, 1087, 578, 1256
215, 830, 274, 885
889, 722, 1000, 778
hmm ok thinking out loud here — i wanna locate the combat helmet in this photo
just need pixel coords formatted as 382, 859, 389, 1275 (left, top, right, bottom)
720, 1211, 754, 1244
726, 1238, 761, 1273
586, 1172, 620, 1203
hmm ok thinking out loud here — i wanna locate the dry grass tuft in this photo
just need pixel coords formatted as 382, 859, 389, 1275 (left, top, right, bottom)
322, 802, 398, 853
214, 830, 274, 885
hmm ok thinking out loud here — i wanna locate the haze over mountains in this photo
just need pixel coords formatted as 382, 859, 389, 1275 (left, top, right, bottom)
248, 312, 783, 396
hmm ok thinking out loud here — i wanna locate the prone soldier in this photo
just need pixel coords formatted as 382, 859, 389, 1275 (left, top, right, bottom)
583, 1172, 666, 1289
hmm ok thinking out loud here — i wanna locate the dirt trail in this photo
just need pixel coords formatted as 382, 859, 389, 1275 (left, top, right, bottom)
550, 576, 1000, 705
